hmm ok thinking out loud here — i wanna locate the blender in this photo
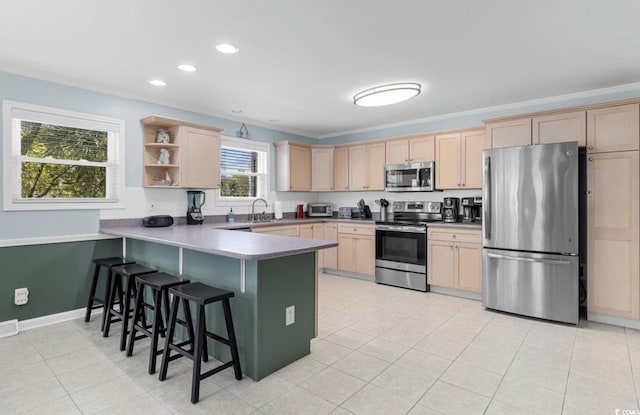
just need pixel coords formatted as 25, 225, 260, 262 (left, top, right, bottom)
187, 190, 206, 225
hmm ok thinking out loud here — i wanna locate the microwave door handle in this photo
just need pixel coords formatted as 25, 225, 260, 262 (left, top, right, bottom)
483, 156, 491, 240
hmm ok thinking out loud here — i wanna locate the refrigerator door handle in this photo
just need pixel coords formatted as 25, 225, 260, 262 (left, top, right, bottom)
487, 253, 571, 266
483, 156, 491, 240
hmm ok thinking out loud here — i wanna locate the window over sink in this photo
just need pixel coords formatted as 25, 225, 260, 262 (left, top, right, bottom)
217, 136, 268, 204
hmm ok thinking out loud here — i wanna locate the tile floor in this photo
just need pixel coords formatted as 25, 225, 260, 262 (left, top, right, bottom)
2, 273, 640, 414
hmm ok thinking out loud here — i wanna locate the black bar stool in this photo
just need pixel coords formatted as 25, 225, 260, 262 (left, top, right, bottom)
84, 257, 135, 331
126, 272, 192, 374
103, 264, 157, 351
159, 282, 242, 404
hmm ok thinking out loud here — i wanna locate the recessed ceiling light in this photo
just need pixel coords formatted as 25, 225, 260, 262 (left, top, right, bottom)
178, 64, 197, 72
231, 109, 243, 114
216, 43, 239, 54
353, 82, 422, 107
268, 119, 279, 123
149, 79, 167, 87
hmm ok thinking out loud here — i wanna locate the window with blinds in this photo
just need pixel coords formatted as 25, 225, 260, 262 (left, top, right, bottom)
3, 101, 124, 210
219, 137, 268, 200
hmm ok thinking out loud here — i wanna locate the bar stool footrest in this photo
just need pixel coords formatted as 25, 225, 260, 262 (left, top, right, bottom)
200, 361, 234, 381
205, 330, 230, 346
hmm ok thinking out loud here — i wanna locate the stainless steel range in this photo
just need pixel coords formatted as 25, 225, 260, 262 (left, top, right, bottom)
375, 201, 442, 291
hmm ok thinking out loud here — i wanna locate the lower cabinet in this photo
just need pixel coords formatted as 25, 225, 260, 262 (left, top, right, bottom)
427, 227, 482, 293
323, 223, 338, 269
337, 223, 375, 276
251, 225, 300, 236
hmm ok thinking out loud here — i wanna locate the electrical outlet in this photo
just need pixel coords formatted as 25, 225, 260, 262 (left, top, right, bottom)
14, 288, 29, 306
285, 305, 295, 326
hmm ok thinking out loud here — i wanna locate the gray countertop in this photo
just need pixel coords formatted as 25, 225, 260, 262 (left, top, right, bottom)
100, 217, 480, 261
100, 225, 338, 260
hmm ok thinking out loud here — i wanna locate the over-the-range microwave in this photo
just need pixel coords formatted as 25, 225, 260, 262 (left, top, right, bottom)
384, 161, 435, 192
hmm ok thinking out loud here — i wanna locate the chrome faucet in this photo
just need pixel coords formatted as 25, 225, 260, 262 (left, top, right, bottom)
250, 198, 269, 222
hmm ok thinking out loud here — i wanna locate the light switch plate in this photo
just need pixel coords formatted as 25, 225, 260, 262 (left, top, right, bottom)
285, 305, 295, 326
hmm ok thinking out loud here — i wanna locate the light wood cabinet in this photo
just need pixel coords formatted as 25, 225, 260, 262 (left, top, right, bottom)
311, 147, 334, 191
533, 110, 586, 146
312, 223, 324, 267
348, 142, 385, 191
427, 227, 482, 293
386, 135, 435, 164
274, 141, 311, 191
587, 104, 640, 153
435, 133, 460, 189
337, 223, 375, 275
323, 222, 338, 269
299, 224, 313, 239
587, 151, 640, 319
333, 146, 349, 192
485, 118, 532, 149
251, 225, 300, 236
435, 129, 484, 189
141, 116, 222, 188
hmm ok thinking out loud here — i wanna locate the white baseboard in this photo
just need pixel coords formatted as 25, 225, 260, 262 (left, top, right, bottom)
0, 306, 104, 336
429, 286, 482, 301
587, 312, 640, 330
0, 320, 19, 339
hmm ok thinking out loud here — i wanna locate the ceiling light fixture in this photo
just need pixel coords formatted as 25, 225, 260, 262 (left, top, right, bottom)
231, 109, 243, 114
216, 43, 239, 54
178, 64, 197, 72
353, 82, 422, 107
149, 79, 167, 87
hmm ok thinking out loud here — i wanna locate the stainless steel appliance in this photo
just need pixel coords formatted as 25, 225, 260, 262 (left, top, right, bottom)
375, 201, 442, 291
338, 207, 361, 219
307, 203, 333, 217
473, 196, 482, 221
187, 190, 205, 225
461, 197, 476, 223
443, 197, 459, 223
384, 162, 435, 192
483, 141, 579, 324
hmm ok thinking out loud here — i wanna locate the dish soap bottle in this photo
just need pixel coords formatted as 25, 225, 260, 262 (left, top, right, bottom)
227, 208, 235, 223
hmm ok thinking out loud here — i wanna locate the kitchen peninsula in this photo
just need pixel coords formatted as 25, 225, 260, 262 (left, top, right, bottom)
100, 223, 337, 381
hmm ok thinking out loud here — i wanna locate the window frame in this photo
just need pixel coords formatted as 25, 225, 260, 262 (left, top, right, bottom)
2, 100, 125, 211
215, 135, 269, 207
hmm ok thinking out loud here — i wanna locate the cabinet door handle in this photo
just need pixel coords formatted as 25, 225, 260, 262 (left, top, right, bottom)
452, 234, 456, 238
588, 145, 594, 150
588, 157, 593, 161
586, 190, 592, 195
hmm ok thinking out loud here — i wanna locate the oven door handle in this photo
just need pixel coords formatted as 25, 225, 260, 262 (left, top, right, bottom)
375, 225, 426, 233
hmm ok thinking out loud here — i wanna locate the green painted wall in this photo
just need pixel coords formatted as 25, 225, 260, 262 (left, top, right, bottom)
0, 239, 122, 321
125, 239, 316, 381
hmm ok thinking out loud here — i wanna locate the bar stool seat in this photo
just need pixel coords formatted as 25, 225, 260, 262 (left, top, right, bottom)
84, 257, 135, 331
103, 264, 157, 351
159, 282, 242, 404
126, 272, 191, 374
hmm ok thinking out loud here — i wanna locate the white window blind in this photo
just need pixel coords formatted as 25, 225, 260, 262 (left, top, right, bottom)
219, 136, 268, 200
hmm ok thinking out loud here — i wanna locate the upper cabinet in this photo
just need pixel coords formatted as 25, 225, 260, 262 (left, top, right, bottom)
587, 104, 639, 153
435, 129, 484, 189
311, 146, 334, 191
386, 135, 435, 164
333, 146, 349, 191
275, 141, 311, 191
485, 119, 532, 149
141, 115, 222, 189
349, 142, 385, 191
533, 110, 586, 146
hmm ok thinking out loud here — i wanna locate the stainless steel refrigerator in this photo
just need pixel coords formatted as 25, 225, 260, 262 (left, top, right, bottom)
482, 141, 579, 324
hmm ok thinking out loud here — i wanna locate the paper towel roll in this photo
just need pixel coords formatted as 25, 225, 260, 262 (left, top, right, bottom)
274, 201, 283, 220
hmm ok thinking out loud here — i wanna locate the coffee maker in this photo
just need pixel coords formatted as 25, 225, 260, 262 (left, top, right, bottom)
187, 190, 205, 225
461, 197, 476, 223
443, 197, 459, 223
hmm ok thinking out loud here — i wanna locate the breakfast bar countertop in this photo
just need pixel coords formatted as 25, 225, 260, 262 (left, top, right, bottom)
100, 224, 337, 261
